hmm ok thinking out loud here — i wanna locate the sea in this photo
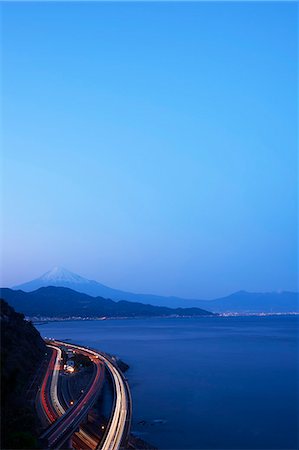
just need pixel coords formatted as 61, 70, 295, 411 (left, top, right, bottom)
36, 316, 298, 450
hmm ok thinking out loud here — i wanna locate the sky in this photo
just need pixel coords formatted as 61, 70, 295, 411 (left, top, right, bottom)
1, 2, 297, 299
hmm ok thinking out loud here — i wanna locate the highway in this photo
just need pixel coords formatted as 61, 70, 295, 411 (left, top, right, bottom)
100, 358, 129, 450
39, 347, 59, 424
47, 345, 66, 416
39, 340, 131, 450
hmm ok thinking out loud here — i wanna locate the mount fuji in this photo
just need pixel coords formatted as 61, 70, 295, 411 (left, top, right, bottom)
13, 266, 203, 308
12, 266, 299, 313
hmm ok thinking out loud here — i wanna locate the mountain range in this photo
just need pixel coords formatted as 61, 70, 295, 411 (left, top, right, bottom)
0, 286, 212, 318
12, 267, 298, 313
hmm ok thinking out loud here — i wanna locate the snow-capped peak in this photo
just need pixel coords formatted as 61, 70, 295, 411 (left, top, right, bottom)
39, 266, 87, 284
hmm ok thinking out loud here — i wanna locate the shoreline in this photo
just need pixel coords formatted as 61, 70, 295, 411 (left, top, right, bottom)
31, 312, 299, 324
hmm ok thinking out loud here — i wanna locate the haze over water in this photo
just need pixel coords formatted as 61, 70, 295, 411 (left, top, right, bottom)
37, 316, 298, 450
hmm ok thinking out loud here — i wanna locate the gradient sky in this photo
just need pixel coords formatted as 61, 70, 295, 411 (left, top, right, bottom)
1, 2, 297, 298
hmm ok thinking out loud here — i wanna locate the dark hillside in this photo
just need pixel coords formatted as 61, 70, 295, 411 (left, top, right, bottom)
1, 299, 46, 449
0, 286, 213, 318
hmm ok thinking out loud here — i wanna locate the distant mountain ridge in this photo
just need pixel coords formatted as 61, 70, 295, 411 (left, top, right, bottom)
12, 267, 298, 313
203, 290, 298, 313
0, 286, 213, 318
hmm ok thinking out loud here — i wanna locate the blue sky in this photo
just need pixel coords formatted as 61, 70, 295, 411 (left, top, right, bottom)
1, 2, 297, 298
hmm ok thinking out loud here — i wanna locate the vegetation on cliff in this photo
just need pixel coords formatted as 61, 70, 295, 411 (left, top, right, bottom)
1, 299, 46, 448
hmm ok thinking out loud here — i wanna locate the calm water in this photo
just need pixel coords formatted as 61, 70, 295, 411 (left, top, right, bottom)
36, 316, 298, 450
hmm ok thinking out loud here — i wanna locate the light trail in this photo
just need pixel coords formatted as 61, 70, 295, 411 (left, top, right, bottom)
47, 345, 66, 416
40, 348, 58, 424
41, 345, 104, 448
100, 362, 127, 450
51, 341, 131, 450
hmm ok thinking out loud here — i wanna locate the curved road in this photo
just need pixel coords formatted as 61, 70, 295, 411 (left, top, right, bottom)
47, 345, 66, 417
100, 359, 129, 450
39, 347, 59, 424
39, 340, 131, 450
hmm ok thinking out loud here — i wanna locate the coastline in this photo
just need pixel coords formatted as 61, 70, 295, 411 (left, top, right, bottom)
31, 311, 299, 325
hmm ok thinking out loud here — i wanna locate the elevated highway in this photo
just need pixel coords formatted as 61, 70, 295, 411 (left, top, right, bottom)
38, 340, 131, 450
47, 345, 65, 416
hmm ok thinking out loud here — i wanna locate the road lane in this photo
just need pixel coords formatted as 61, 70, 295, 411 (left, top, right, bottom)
47, 345, 66, 416
41, 346, 104, 448
47, 340, 131, 450
39, 348, 59, 424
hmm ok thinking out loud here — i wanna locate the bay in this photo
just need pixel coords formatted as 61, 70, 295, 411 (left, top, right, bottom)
36, 316, 298, 449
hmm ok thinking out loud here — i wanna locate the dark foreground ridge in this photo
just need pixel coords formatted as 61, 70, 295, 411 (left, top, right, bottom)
0, 299, 46, 448
0, 286, 213, 318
